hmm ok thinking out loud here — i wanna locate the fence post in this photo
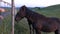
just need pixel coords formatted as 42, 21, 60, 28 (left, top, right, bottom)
11, 0, 15, 34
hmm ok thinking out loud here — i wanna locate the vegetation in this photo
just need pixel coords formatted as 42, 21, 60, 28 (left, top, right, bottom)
0, 4, 60, 34
0, 15, 11, 34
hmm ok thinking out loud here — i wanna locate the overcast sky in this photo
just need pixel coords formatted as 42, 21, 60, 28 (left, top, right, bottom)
1, 0, 60, 7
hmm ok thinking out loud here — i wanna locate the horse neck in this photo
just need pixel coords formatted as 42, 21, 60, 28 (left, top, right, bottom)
25, 9, 33, 18
25, 9, 46, 19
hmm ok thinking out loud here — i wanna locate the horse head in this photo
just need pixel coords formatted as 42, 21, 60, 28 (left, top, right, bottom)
15, 5, 27, 22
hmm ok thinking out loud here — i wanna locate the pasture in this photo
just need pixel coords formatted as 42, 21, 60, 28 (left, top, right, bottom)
0, 4, 60, 34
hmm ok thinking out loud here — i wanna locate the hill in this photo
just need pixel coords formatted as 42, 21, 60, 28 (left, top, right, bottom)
41, 4, 60, 11
35, 4, 60, 18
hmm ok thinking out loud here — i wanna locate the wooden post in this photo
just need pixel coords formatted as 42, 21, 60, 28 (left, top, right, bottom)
11, 0, 15, 34
0, 0, 2, 7
0, 0, 1, 24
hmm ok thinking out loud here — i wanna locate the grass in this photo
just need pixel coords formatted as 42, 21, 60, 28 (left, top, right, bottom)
0, 15, 11, 34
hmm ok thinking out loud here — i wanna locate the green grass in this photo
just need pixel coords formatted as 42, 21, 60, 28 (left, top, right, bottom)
0, 15, 11, 34
15, 18, 30, 34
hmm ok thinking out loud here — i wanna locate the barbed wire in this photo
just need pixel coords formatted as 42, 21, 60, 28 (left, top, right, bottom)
0, 0, 15, 7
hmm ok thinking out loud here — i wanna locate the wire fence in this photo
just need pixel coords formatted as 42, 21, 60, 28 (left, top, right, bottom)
0, 0, 15, 34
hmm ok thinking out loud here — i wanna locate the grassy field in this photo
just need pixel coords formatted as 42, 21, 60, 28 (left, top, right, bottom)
0, 4, 60, 34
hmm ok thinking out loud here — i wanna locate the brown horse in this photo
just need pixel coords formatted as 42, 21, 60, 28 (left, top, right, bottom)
15, 5, 60, 34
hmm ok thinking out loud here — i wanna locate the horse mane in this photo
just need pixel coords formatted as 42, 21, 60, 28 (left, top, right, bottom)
22, 6, 46, 18
20, 5, 27, 9
19, 5, 46, 18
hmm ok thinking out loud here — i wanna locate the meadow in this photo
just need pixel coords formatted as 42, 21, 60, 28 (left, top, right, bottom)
0, 4, 60, 34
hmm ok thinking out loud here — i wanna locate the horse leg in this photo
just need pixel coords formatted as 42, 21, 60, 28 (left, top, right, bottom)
27, 19, 32, 34
33, 28, 34, 34
28, 23, 32, 34
36, 30, 41, 34
32, 25, 35, 34
35, 28, 41, 34
29, 23, 35, 34
58, 26, 60, 34
55, 29, 60, 34
28, 19, 35, 34
37, 30, 41, 34
55, 27, 60, 34
58, 29, 60, 34
55, 30, 58, 34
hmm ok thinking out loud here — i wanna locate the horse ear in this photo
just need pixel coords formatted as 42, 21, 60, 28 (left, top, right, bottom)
22, 5, 26, 11
20, 5, 27, 12
23, 5, 26, 9
23, 5, 26, 7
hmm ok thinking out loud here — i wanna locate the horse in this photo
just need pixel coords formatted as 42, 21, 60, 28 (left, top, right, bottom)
15, 5, 60, 34
15, 5, 35, 34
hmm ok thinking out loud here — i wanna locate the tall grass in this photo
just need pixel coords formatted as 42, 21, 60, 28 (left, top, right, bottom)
0, 15, 11, 34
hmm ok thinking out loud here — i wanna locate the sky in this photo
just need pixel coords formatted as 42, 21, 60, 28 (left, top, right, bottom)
1, 0, 60, 7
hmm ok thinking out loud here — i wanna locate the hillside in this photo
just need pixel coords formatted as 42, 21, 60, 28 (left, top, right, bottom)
35, 4, 60, 18
41, 4, 60, 11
